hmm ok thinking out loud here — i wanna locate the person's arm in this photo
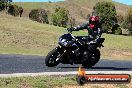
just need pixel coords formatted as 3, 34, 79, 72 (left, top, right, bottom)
97, 23, 103, 38
73, 23, 88, 31
96, 28, 102, 38
91, 24, 102, 39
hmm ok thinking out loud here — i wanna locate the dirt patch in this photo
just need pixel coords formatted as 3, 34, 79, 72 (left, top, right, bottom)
112, 50, 132, 59
101, 48, 132, 59
122, 52, 132, 56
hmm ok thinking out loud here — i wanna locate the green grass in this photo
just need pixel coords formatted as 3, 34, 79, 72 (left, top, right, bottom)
12, 2, 55, 9
0, 13, 65, 55
101, 34, 132, 59
0, 13, 132, 59
102, 34, 132, 50
0, 75, 131, 88
0, 76, 76, 88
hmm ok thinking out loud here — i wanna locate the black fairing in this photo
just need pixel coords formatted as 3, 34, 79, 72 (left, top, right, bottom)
58, 33, 75, 47
97, 38, 105, 43
61, 33, 73, 41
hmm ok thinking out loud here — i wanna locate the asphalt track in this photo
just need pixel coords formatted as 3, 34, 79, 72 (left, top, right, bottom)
0, 54, 132, 73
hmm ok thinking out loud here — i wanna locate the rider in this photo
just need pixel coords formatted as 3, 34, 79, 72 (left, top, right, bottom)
68, 15, 103, 56
68, 15, 102, 41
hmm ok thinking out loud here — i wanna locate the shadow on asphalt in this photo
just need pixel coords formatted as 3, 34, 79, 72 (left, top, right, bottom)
91, 67, 131, 70
59, 66, 132, 71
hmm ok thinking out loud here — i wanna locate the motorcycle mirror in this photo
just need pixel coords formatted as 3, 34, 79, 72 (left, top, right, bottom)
66, 28, 72, 34
68, 31, 72, 34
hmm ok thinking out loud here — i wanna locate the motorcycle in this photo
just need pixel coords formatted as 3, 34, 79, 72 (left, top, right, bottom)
45, 28, 105, 68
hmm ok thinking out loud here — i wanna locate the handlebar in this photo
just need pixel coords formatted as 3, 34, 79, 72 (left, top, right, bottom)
67, 27, 75, 34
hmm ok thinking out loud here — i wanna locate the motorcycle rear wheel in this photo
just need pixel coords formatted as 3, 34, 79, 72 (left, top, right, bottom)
82, 49, 100, 68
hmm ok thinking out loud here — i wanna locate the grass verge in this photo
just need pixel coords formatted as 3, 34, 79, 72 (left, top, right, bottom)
0, 75, 76, 88
0, 75, 131, 88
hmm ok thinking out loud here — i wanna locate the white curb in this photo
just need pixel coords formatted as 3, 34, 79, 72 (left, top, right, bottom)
0, 71, 132, 78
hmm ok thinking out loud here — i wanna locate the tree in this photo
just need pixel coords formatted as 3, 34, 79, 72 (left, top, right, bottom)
51, 7, 69, 28
0, 0, 7, 2
69, 16, 76, 28
7, 4, 23, 17
19, 6, 23, 17
29, 9, 49, 24
93, 1, 117, 33
8, 0, 12, 2
0, 2, 5, 11
8, 5, 20, 16
0, 0, 7, 11
0, 0, 12, 11
116, 14, 124, 25
123, 8, 132, 35
0, 0, 12, 2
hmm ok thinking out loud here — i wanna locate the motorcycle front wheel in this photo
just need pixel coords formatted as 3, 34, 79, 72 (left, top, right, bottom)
45, 47, 61, 67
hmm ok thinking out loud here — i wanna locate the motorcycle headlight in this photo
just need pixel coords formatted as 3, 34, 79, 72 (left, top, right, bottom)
61, 39, 66, 43
59, 38, 65, 42
63, 41, 68, 46
59, 38, 68, 47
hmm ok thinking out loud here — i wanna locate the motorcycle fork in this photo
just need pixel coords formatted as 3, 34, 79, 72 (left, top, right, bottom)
57, 46, 67, 59
58, 46, 75, 64
59, 50, 66, 58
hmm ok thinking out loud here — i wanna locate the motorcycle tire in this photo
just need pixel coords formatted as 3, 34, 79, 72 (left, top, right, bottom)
82, 49, 100, 68
45, 48, 61, 67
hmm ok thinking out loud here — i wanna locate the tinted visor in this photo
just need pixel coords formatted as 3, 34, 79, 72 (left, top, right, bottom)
90, 21, 96, 25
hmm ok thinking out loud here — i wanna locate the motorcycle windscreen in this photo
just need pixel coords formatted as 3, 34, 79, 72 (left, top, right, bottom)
58, 34, 75, 47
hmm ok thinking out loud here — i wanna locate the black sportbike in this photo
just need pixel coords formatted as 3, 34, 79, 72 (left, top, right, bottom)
45, 29, 105, 68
